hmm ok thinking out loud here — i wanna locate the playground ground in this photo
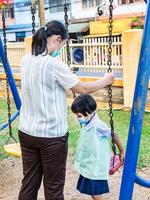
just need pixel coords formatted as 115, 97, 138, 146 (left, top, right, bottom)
0, 100, 150, 199
0, 153, 150, 200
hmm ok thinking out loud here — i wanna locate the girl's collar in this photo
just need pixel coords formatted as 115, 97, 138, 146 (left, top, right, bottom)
85, 112, 100, 130
86, 112, 96, 125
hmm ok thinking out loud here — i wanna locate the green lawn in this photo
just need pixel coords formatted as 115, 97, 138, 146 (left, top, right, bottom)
0, 98, 150, 168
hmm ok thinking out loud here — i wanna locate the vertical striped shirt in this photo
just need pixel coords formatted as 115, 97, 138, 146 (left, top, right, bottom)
19, 53, 78, 138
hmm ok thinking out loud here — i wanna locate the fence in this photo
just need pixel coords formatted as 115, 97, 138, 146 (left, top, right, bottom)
5, 42, 25, 68
61, 35, 122, 73
2, 35, 123, 73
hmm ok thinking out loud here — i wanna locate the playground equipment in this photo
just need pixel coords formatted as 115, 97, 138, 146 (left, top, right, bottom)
0, 0, 36, 157
0, 0, 150, 199
119, 0, 150, 198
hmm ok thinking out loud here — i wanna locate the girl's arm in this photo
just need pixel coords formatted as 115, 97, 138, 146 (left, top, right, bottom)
114, 134, 124, 164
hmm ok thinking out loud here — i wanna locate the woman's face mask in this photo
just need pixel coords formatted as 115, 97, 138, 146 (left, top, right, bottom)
51, 36, 66, 57
51, 49, 61, 57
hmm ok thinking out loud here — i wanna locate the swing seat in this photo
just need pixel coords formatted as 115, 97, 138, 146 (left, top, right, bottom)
109, 154, 123, 175
4, 143, 21, 157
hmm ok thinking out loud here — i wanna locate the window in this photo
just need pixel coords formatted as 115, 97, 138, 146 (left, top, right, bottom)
82, 0, 102, 8
15, 1, 32, 8
16, 32, 26, 42
118, 0, 144, 4
83, 0, 94, 8
49, 0, 69, 13
4, 4, 14, 19
96, 0, 103, 6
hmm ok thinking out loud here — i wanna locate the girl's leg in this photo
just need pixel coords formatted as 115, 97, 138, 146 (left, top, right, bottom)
92, 195, 103, 200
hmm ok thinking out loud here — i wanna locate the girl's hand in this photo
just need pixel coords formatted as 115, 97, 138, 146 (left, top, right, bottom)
119, 150, 125, 165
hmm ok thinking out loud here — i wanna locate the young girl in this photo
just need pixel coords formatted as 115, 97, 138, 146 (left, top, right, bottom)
71, 94, 124, 200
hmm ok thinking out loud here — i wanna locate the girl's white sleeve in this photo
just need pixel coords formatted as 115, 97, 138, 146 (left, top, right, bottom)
96, 121, 111, 138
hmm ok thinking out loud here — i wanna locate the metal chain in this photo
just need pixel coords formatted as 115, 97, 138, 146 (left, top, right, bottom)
64, 0, 76, 99
64, 0, 71, 67
2, 10, 17, 144
107, 0, 116, 155
31, 4, 36, 35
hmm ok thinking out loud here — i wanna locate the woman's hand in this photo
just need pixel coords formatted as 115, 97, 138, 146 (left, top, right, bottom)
104, 72, 115, 86
71, 72, 115, 94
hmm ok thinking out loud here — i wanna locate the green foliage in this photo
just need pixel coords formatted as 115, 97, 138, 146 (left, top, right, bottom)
131, 17, 139, 22
130, 17, 144, 29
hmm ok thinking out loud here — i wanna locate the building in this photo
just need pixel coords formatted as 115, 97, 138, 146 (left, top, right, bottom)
0, 0, 39, 42
69, 0, 146, 36
0, 0, 147, 42
0, 0, 15, 41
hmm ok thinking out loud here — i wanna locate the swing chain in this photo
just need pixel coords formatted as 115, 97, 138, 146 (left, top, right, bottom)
64, 0, 76, 99
31, 3, 36, 35
2, 10, 7, 60
2, 10, 17, 144
107, 0, 116, 154
64, 0, 71, 68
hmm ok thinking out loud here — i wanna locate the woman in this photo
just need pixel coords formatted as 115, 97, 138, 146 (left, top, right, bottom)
18, 20, 114, 200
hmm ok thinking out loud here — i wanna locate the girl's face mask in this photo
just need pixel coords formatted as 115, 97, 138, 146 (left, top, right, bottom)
76, 113, 91, 126
78, 117, 90, 126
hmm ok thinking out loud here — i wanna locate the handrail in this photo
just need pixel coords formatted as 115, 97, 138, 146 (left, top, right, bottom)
135, 175, 150, 188
0, 110, 19, 131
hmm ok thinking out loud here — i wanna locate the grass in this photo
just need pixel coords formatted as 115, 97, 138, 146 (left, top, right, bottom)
0, 97, 150, 168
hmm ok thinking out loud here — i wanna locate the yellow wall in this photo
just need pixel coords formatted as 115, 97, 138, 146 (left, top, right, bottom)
90, 18, 132, 35
24, 37, 32, 53
122, 29, 143, 108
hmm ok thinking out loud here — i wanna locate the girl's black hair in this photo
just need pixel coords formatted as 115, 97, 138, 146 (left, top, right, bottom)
71, 94, 97, 116
32, 20, 68, 56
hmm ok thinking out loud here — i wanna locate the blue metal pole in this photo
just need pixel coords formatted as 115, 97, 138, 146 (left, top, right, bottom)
0, 35, 21, 110
119, 0, 150, 199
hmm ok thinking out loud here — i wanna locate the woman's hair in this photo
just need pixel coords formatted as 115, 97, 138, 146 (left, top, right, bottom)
71, 94, 97, 116
32, 20, 68, 56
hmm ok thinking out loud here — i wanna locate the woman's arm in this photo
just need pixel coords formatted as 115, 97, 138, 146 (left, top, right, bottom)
71, 72, 114, 94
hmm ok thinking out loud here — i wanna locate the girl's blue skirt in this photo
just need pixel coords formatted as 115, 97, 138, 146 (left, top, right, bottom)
77, 175, 109, 195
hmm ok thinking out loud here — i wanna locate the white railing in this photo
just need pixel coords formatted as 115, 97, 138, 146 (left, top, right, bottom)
3, 35, 122, 73
61, 35, 122, 71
